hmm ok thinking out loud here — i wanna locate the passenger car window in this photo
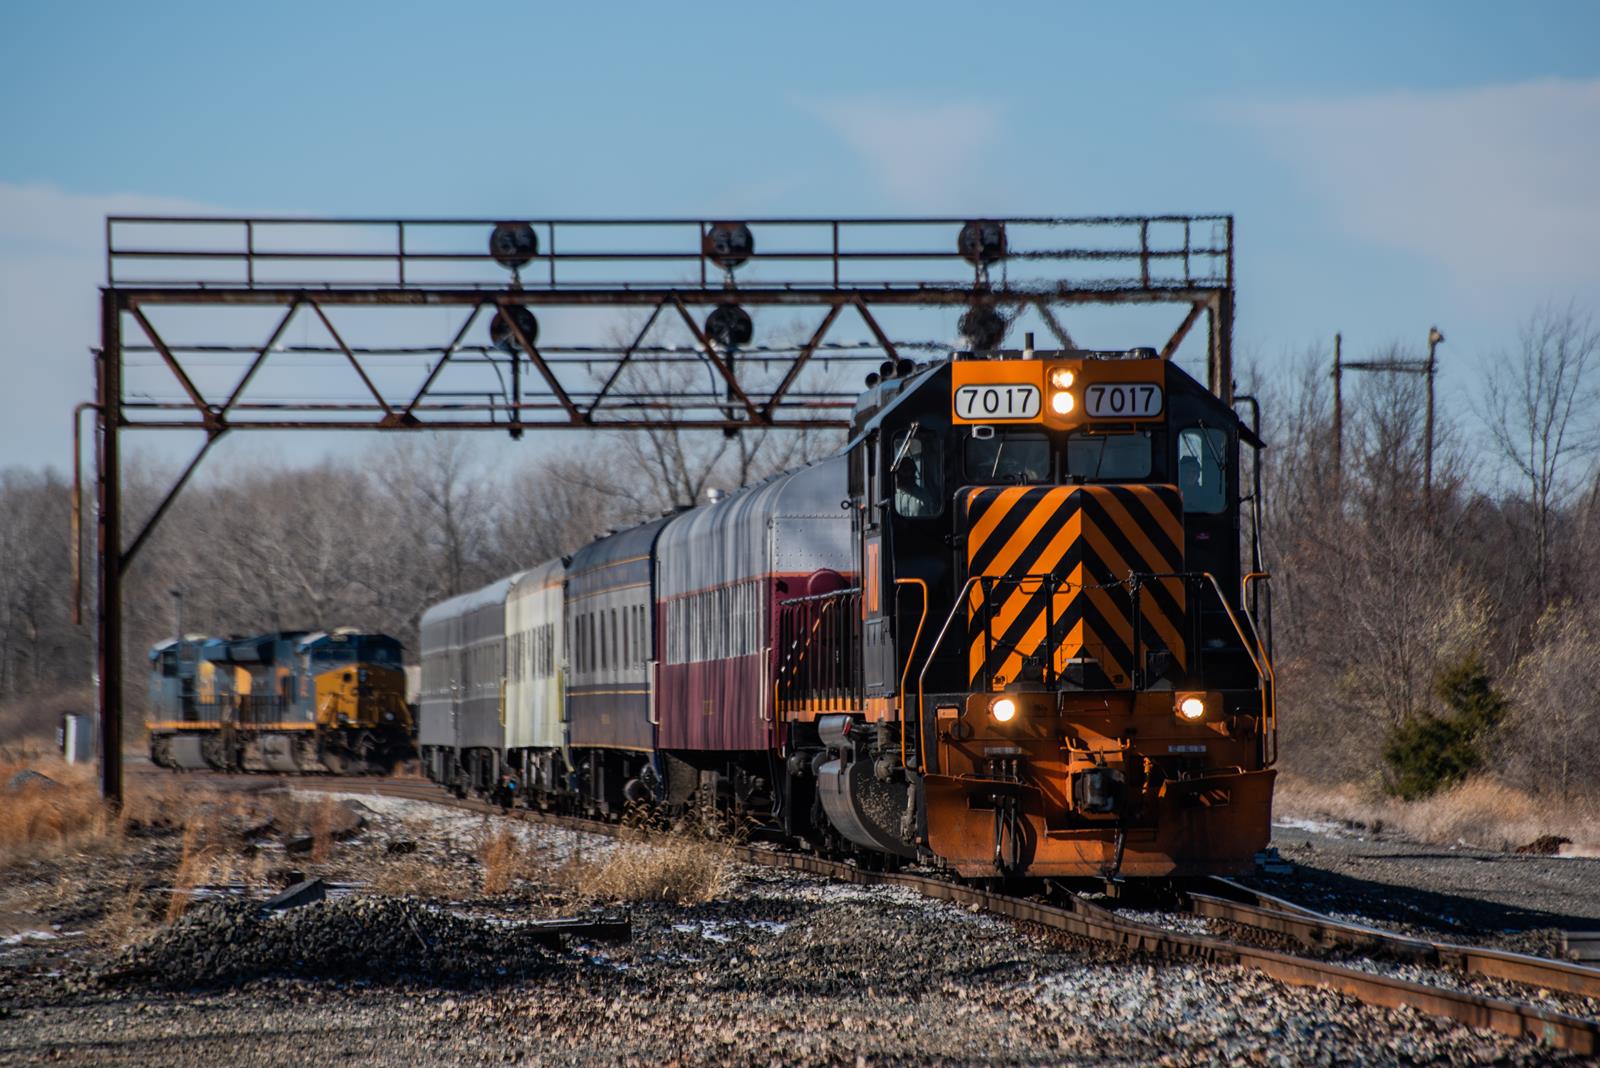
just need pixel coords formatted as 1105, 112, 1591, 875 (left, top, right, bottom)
890, 428, 944, 518
1066, 431, 1153, 481
964, 429, 1050, 484
1177, 427, 1228, 514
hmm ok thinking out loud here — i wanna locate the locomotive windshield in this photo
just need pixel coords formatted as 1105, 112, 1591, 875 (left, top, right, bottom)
1065, 430, 1153, 481
964, 429, 1050, 483
358, 639, 402, 667
1177, 427, 1228, 513
308, 636, 402, 667
891, 428, 944, 517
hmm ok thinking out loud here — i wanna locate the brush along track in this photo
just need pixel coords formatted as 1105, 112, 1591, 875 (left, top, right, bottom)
229, 772, 1600, 1054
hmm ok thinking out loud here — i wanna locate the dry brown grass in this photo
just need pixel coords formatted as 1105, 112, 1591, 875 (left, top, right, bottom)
0, 756, 112, 862
1275, 774, 1600, 853
95, 876, 155, 949
308, 796, 338, 864
368, 856, 474, 900
165, 818, 223, 921
479, 826, 522, 895
559, 835, 731, 905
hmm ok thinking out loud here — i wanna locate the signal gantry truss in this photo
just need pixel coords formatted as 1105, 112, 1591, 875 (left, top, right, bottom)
88, 214, 1235, 803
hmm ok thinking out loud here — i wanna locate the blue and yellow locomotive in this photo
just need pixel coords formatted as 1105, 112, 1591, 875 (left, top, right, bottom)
148, 628, 413, 773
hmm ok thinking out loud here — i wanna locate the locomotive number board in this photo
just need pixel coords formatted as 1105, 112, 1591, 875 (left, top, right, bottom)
950, 357, 1166, 427
1084, 383, 1163, 418
953, 384, 1041, 421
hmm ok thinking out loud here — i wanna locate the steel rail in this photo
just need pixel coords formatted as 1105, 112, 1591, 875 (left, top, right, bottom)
260, 773, 1599, 1053
1192, 878, 1600, 1000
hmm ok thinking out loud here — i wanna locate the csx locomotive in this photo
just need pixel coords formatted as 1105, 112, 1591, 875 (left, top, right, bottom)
148, 628, 414, 773
421, 344, 1275, 880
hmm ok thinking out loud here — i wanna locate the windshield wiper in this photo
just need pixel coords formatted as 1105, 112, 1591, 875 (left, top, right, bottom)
890, 421, 921, 473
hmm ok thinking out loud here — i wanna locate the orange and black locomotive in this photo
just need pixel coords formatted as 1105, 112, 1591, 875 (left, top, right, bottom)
780, 343, 1276, 879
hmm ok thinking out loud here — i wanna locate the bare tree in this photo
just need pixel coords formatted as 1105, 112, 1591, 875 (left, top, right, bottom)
484, 451, 630, 572
1505, 604, 1600, 800
1482, 303, 1599, 605
379, 434, 494, 599
1259, 348, 1488, 776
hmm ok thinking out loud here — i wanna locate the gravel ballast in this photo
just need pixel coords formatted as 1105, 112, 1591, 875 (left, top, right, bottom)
98, 897, 565, 989
2, 782, 1594, 1066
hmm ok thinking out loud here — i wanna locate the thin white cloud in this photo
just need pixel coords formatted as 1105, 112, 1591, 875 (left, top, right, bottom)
1227, 78, 1600, 291
0, 183, 221, 471
803, 96, 1005, 211
0, 182, 218, 253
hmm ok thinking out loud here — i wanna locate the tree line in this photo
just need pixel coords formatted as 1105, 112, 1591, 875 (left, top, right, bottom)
1260, 302, 1599, 800
1, 302, 1594, 803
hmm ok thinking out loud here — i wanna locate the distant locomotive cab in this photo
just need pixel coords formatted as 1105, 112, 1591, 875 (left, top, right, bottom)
297, 630, 411, 734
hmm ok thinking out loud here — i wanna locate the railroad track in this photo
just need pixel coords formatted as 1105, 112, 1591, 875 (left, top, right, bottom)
177, 770, 1600, 1054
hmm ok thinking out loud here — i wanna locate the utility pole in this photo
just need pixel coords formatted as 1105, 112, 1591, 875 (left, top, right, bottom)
1330, 327, 1443, 509
1331, 333, 1343, 479
170, 587, 184, 643
1424, 326, 1444, 513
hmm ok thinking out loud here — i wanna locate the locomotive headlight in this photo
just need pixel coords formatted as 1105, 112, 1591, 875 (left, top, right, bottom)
1049, 391, 1076, 415
1178, 695, 1206, 721
1049, 368, 1075, 389
990, 696, 1018, 723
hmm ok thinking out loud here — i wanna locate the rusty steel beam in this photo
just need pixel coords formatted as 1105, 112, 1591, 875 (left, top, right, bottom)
306, 300, 395, 420
851, 298, 901, 364
115, 286, 1228, 307
1033, 300, 1076, 348
671, 297, 764, 425
96, 290, 123, 809
216, 299, 302, 418
1159, 301, 1206, 362
762, 303, 845, 421
398, 302, 487, 424
587, 299, 667, 420
107, 419, 853, 432
127, 306, 218, 431
494, 296, 579, 422
119, 431, 226, 569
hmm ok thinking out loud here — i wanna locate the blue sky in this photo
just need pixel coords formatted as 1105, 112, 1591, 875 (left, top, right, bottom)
2, 1, 1597, 475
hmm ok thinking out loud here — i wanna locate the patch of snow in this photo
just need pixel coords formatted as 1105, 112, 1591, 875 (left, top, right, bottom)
294, 790, 616, 862
1273, 816, 1352, 838
669, 918, 787, 943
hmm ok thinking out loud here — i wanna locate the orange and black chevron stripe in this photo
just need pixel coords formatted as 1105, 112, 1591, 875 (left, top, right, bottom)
963, 485, 1186, 687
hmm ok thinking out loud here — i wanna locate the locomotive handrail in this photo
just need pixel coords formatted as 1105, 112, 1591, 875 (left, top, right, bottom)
914, 577, 984, 767
1240, 571, 1277, 765
774, 587, 864, 717
913, 570, 1278, 768
894, 578, 929, 769
1140, 570, 1278, 767
1201, 572, 1275, 765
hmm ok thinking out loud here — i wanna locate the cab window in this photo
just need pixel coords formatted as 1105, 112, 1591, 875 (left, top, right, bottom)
964, 428, 1050, 484
1177, 427, 1228, 514
890, 428, 943, 518
1066, 431, 1153, 481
